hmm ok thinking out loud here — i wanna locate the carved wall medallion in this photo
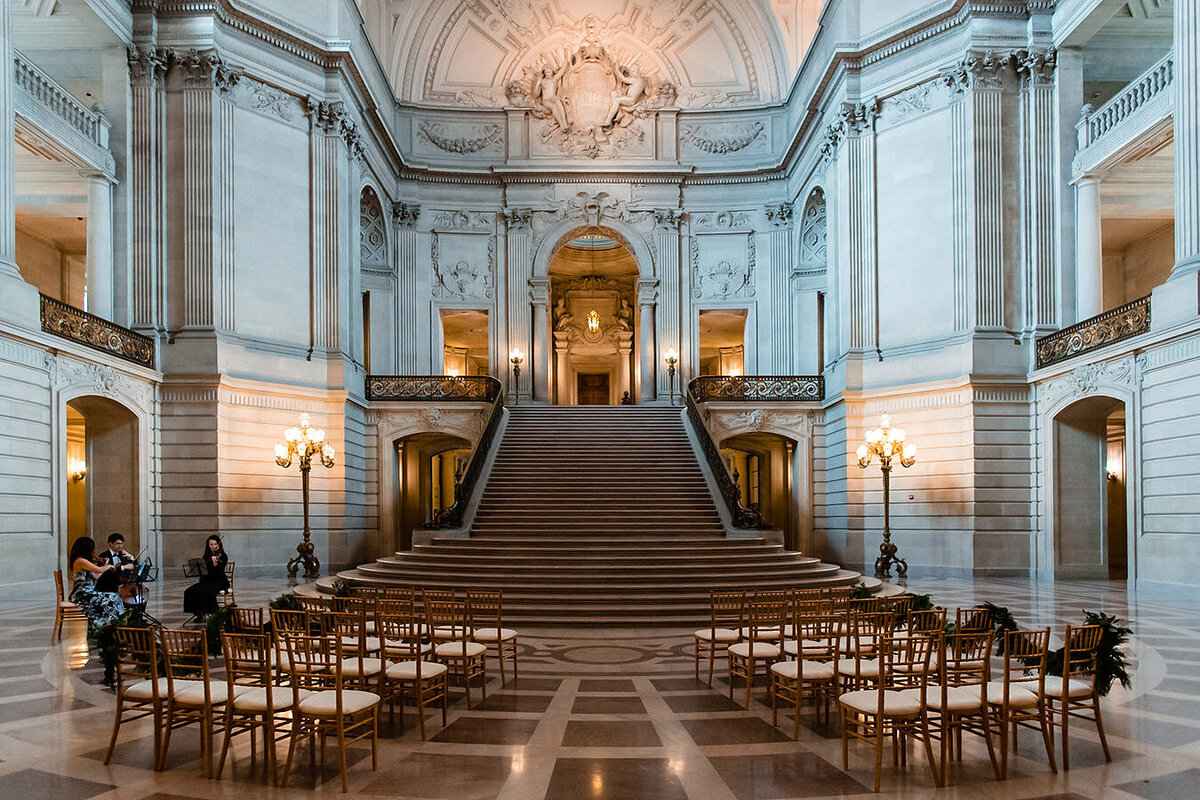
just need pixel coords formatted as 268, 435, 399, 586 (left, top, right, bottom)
392, 202, 421, 227
1039, 355, 1138, 407
431, 233, 496, 301
691, 211, 751, 232
690, 236, 756, 300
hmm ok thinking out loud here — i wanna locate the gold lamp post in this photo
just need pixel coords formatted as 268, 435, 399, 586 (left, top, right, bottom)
509, 348, 524, 406
856, 413, 916, 580
664, 348, 678, 406
274, 413, 335, 580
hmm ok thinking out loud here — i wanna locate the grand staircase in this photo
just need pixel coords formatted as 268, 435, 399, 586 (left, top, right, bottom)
329, 406, 867, 624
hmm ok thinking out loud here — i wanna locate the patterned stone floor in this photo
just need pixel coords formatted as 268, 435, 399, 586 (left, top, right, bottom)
3, 574, 1199, 799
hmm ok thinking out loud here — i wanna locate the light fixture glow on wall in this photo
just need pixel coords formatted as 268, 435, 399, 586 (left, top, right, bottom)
274, 412, 335, 580
70, 460, 87, 482
664, 347, 678, 406
509, 348, 524, 406
587, 308, 601, 333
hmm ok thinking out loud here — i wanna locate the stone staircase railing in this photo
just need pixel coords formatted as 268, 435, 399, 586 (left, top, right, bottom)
39, 294, 155, 369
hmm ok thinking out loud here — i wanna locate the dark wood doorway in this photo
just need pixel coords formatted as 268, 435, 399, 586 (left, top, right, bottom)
577, 373, 610, 405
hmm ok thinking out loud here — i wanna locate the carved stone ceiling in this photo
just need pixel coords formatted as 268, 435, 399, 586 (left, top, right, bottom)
367, 0, 788, 109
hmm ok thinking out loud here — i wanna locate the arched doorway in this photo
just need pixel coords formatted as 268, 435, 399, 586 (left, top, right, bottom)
64, 396, 140, 553
392, 432, 472, 550
546, 229, 638, 405
1052, 396, 1128, 579
720, 432, 803, 551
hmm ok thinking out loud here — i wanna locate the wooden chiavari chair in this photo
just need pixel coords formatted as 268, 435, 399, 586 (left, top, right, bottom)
771, 610, 839, 737
159, 628, 233, 776
104, 626, 164, 767
839, 630, 943, 792
986, 628, 1058, 780
427, 598, 488, 708
955, 606, 994, 634
281, 634, 380, 793
1043, 624, 1112, 771
231, 606, 265, 634
728, 594, 786, 707
52, 568, 87, 642
325, 608, 384, 693
379, 608, 447, 740
694, 589, 744, 685
467, 589, 519, 686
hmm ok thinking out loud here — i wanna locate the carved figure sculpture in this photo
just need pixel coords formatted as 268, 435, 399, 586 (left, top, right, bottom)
604, 64, 647, 128
553, 297, 574, 331
533, 63, 569, 130
616, 296, 633, 330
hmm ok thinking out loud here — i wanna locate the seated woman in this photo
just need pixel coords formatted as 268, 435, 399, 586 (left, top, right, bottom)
183, 535, 229, 619
68, 536, 126, 631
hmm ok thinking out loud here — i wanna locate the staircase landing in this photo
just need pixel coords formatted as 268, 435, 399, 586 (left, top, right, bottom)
327, 406, 868, 624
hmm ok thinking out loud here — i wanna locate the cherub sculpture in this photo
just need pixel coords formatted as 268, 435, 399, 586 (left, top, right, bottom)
604, 63, 647, 128
532, 62, 569, 131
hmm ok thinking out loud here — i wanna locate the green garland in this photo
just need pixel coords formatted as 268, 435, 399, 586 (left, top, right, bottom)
1044, 610, 1133, 697
205, 606, 236, 654
90, 611, 157, 686
269, 592, 300, 611
330, 577, 354, 597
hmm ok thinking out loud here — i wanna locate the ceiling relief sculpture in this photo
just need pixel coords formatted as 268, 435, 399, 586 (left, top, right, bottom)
379, 1, 784, 110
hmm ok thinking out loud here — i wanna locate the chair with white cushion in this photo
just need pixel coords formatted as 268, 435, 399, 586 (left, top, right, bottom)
1043, 624, 1112, 771
728, 595, 786, 708
282, 634, 380, 793
986, 628, 1058, 780
838, 630, 942, 792
427, 598, 488, 708
379, 609, 447, 740
104, 625, 164, 767
772, 610, 839, 737
694, 589, 744, 685
217, 631, 308, 783
468, 589, 519, 686
159, 628, 237, 776
325, 608, 384, 694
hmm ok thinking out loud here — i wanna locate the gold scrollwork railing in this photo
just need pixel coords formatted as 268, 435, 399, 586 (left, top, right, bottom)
689, 375, 825, 403
40, 294, 155, 369
1035, 296, 1151, 370
365, 375, 502, 403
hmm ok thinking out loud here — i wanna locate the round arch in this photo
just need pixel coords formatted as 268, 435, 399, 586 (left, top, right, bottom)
531, 219, 656, 281
57, 391, 150, 572
1038, 387, 1137, 582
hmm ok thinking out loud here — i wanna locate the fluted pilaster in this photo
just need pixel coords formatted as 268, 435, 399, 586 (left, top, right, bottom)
505, 209, 533, 400
1175, 0, 1200, 275
393, 203, 421, 371
654, 210, 682, 395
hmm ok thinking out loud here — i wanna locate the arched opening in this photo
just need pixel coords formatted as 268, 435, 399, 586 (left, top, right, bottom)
440, 308, 489, 376
359, 186, 394, 373
547, 228, 638, 405
391, 432, 472, 550
65, 396, 140, 553
698, 309, 747, 376
1053, 396, 1128, 580
720, 432, 803, 552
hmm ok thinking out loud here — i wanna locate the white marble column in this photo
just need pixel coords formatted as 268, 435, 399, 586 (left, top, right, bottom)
554, 333, 569, 404
0, 1, 39, 327
765, 204, 794, 370
83, 172, 115, 319
618, 332, 632, 403
529, 278, 550, 402
653, 211, 682, 397
1175, 0, 1200, 277
128, 45, 168, 333
637, 280, 658, 403
1153, 0, 1200, 327
1075, 174, 1104, 321
1018, 50, 1059, 332
505, 210, 533, 399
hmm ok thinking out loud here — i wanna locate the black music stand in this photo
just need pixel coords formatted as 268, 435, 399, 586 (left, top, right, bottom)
124, 562, 160, 627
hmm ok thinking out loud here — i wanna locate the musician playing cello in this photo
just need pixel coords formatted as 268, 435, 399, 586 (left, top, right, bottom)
95, 532, 135, 593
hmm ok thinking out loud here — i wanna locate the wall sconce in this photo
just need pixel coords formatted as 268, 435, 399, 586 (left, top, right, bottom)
586, 309, 601, 333
728, 366, 741, 378
447, 367, 460, 378
70, 460, 87, 483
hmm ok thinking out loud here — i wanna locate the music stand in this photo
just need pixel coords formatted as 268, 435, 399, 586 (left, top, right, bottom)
125, 560, 160, 627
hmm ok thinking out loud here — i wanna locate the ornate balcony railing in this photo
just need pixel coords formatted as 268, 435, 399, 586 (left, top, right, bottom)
688, 375, 824, 403
684, 387, 770, 530
427, 391, 505, 529
13, 51, 109, 149
1035, 295, 1151, 370
40, 294, 155, 369
365, 375, 502, 403
1077, 51, 1172, 152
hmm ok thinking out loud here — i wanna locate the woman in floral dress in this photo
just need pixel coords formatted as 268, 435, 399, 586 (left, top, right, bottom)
68, 536, 125, 630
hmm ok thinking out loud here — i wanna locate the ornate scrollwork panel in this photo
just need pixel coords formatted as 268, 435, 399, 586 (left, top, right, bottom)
365, 375, 502, 403
1035, 295, 1150, 370
40, 295, 155, 370
689, 375, 825, 403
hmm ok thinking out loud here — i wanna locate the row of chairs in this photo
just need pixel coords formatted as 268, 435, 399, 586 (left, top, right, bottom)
103, 587, 518, 792
696, 588, 1112, 792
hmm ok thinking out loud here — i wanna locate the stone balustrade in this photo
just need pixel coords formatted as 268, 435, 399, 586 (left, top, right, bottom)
365, 374, 502, 402
1076, 51, 1172, 155
688, 375, 825, 403
13, 50, 109, 150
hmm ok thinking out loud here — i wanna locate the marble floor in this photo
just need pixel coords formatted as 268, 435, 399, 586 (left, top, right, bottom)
4, 575, 1199, 799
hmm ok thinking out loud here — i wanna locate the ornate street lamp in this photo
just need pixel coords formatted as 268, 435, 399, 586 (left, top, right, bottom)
856, 413, 916, 581
664, 347, 678, 406
274, 413, 335, 580
509, 348, 524, 406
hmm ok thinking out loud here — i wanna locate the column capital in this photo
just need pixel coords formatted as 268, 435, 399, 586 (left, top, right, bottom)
636, 279, 659, 306
177, 48, 241, 94
503, 207, 532, 230
529, 278, 550, 306
392, 202, 420, 227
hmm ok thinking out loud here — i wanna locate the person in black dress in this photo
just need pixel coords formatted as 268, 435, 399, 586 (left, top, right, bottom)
183, 534, 229, 618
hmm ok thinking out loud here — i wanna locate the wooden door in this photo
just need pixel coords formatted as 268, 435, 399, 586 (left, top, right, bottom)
576, 373, 610, 405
